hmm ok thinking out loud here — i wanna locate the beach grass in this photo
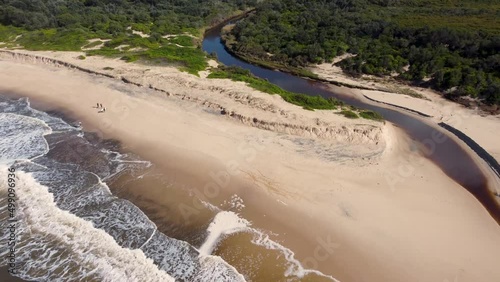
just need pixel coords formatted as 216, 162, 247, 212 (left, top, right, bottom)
167, 35, 195, 47
86, 36, 207, 75
130, 23, 152, 34
340, 110, 359, 119
83, 40, 103, 49
0, 24, 207, 75
208, 66, 347, 111
17, 28, 94, 51
144, 45, 207, 75
359, 110, 384, 121
1, 25, 91, 50
208, 65, 384, 120
0, 25, 23, 42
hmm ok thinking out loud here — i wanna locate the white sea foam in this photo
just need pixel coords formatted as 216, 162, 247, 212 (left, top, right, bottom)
0, 96, 249, 281
222, 194, 245, 212
99, 148, 152, 181
198, 211, 250, 256
0, 97, 75, 133
198, 210, 339, 281
0, 113, 51, 164
0, 168, 175, 282
1, 96, 337, 281
140, 231, 200, 280
251, 232, 339, 281
194, 255, 247, 282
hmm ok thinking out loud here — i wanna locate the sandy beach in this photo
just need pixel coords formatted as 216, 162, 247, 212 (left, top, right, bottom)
1, 51, 500, 282
310, 62, 500, 164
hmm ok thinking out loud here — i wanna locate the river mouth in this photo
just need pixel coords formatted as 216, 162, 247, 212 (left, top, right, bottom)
202, 24, 500, 223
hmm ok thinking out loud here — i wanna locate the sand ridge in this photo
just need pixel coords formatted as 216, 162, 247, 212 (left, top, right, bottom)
1, 51, 500, 282
0, 50, 385, 150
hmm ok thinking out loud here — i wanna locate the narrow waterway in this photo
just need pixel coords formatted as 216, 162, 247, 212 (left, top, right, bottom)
203, 24, 500, 222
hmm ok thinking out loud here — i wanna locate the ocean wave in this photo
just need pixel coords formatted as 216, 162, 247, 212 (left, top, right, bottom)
0, 96, 247, 281
0, 168, 175, 282
0, 113, 51, 164
198, 209, 338, 281
199, 211, 250, 256
0, 95, 339, 282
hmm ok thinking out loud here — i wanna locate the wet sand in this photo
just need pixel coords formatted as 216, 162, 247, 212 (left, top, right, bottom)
1, 52, 500, 282
0, 267, 27, 282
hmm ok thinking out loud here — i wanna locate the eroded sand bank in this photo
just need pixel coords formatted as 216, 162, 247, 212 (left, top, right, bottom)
1, 51, 500, 282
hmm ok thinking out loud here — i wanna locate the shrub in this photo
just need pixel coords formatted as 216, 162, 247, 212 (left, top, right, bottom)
208, 66, 338, 110
121, 55, 138, 62
340, 110, 359, 119
359, 110, 383, 121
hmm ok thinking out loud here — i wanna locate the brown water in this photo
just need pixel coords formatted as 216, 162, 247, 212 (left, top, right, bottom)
0, 267, 27, 282
111, 162, 341, 281
0, 96, 296, 281
2, 89, 341, 281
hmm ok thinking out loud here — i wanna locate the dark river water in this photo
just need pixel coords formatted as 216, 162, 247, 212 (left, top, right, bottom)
203, 24, 500, 222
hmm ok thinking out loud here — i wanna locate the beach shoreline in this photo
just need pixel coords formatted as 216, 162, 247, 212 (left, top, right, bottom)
1, 51, 500, 282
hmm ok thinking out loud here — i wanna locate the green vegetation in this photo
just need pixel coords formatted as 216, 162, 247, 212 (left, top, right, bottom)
209, 66, 343, 110
144, 45, 208, 75
0, 0, 257, 74
169, 35, 195, 47
0, 0, 386, 116
84, 36, 208, 74
0, 0, 257, 33
359, 110, 384, 121
340, 110, 359, 119
83, 40, 103, 49
222, 25, 319, 79
130, 23, 151, 35
227, 0, 500, 106
0, 24, 22, 42
208, 65, 383, 119
0, 26, 96, 50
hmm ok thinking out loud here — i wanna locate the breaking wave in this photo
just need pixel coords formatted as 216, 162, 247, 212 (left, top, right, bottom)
0, 96, 245, 281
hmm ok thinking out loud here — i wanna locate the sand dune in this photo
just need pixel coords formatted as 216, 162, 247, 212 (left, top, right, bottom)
1, 51, 500, 282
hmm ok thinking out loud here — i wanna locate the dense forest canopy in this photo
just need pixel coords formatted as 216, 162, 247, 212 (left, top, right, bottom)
227, 0, 500, 105
0, 0, 257, 33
